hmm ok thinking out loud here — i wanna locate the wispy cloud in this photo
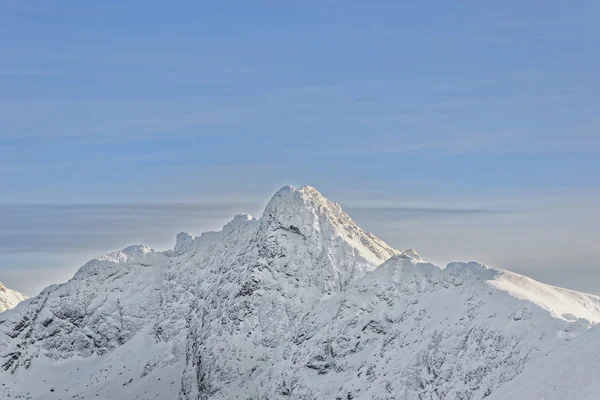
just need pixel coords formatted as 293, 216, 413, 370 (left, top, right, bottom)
0, 202, 262, 254
345, 206, 506, 222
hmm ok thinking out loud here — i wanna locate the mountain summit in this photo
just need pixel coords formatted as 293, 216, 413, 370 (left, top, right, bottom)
0, 186, 598, 399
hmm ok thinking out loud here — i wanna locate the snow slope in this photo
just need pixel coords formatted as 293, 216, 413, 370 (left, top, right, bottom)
0, 282, 27, 313
490, 326, 600, 400
490, 322, 600, 400
0, 185, 598, 399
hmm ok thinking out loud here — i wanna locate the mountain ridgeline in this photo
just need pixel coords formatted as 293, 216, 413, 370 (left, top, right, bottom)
0, 185, 598, 399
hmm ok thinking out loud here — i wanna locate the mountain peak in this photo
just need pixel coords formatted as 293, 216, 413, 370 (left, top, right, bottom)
263, 185, 336, 216
401, 248, 423, 261
261, 185, 399, 267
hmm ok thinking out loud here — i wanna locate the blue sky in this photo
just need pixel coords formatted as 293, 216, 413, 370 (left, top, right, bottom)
1, 1, 599, 295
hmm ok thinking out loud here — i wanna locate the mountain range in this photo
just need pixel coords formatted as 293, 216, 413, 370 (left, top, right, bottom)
0, 185, 598, 399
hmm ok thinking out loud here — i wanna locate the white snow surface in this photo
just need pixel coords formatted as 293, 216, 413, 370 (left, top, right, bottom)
0, 282, 27, 313
489, 322, 600, 400
0, 185, 598, 399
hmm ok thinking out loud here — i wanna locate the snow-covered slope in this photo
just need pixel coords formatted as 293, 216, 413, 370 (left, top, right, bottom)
0, 185, 598, 399
489, 322, 600, 400
0, 282, 26, 313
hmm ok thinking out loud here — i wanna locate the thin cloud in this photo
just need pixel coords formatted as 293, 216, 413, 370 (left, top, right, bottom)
345, 206, 507, 222
0, 202, 262, 254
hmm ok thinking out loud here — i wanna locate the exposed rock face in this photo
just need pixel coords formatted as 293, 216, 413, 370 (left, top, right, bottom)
0, 185, 598, 400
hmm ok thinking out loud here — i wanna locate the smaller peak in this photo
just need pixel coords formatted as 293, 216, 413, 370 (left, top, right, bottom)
222, 213, 255, 234
175, 232, 195, 253
443, 262, 496, 284
445, 261, 488, 273
96, 245, 156, 264
232, 213, 254, 222
375, 255, 438, 276
121, 245, 154, 256
74, 245, 161, 280
401, 248, 423, 262
363, 256, 439, 290
384, 254, 420, 266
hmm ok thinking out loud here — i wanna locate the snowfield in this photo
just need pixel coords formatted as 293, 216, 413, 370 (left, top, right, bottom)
0, 185, 598, 399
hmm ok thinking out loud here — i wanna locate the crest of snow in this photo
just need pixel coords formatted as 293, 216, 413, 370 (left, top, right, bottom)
488, 269, 600, 323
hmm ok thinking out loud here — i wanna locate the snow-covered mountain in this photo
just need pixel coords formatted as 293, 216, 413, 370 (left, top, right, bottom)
0, 282, 26, 313
0, 185, 598, 399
